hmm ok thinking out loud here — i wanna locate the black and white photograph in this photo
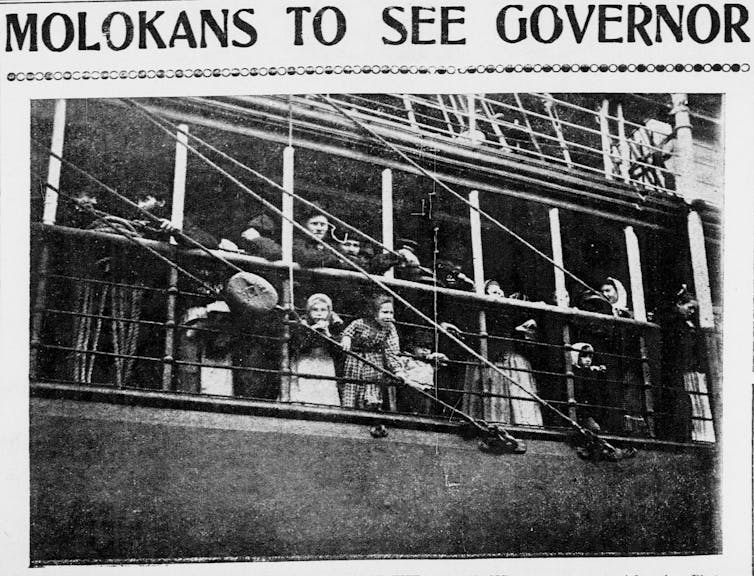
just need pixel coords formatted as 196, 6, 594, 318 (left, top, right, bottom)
27, 92, 723, 562
1, 1, 752, 574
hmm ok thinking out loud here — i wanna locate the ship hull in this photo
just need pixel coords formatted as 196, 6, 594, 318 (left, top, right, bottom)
30, 393, 719, 562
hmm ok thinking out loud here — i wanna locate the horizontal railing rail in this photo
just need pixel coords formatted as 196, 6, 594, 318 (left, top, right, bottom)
30, 224, 718, 443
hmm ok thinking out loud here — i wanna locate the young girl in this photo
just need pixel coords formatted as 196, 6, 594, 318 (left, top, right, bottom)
340, 294, 401, 410
571, 342, 608, 432
396, 330, 448, 415
288, 293, 342, 406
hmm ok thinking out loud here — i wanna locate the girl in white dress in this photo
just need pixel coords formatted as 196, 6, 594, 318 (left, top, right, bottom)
287, 293, 342, 406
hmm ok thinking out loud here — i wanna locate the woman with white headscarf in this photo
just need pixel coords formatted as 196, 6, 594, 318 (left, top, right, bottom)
600, 277, 633, 318
287, 293, 343, 406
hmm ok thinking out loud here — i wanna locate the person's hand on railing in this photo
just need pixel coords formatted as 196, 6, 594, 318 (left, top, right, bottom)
340, 335, 352, 351
218, 238, 240, 252
157, 218, 176, 233
404, 377, 431, 391
311, 319, 331, 335
425, 351, 449, 364
440, 322, 461, 334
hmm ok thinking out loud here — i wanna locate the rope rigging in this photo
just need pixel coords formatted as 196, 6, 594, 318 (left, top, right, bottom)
38, 181, 222, 295
34, 106, 636, 462
48, 177, 501, 438
320, 94, 611, 303
122, 101, 634, 460
128, 98, 436, 279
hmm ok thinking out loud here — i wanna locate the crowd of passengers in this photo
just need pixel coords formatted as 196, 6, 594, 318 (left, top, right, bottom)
53, 190, 713, 442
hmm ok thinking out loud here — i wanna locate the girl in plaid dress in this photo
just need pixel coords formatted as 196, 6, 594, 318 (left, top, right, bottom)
340, 294, 401, 410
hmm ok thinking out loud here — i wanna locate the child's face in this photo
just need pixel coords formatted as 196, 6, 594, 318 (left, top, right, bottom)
578, 352, 593, 368
676, 300, 698, 320
341, 240, 361, 256
375, 302, 394, 325
74, 193, 98, 210
306, 215, 329, 240
413, 345, 431, 357
486, 284, 504, 299
308, 302, 329, 322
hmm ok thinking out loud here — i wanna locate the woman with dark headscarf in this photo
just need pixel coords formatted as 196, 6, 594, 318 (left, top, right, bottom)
658, 286, 715, 442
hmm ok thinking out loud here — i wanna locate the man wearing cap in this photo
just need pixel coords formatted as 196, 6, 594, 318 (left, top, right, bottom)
292, 210, 342, 268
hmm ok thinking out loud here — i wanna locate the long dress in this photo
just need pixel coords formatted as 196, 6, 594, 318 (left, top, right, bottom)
175, 305, 234, 396
502, 345, 544, 426
340, 318, 400, 409
660, 314, 716, 442
463, 343, 543, 426
288, 322, 341, 406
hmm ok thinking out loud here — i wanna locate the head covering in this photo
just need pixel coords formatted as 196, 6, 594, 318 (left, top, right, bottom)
369, 293, 394, 317
570, 342, 595, 366
484, 279, 503, 294
604, 277, 628, 311
206, 300, 230, 314
224, 272, 279, 315
514, 319, 538, 337
246, 213, 275, 234
409, 328, 435, 349
306, 293, 333, 321
508, 292, 529, 302
300, 202, 327, 223
579, 291, 614, 315
398, 238, 418, 252
674, 284, 697, 305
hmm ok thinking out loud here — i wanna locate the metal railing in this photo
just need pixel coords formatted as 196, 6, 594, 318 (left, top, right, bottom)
30, 226, 716, 442
297, 93, 687, 198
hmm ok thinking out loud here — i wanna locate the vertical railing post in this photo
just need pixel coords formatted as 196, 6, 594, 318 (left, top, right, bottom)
548, 207, 576, 421
625, 225, 655, 435
469, 190, 489, 416
162, 123, 188, 391
599, 99, 613, 180
402, 95, 420, 133
31, 99, 67, 380
469, 190, 488, 357
671, 94, 698, 202
686, 212, 715, 329
381, 168, 394, 279
543, 94, 572, 168
279, 146, 295, 402
617, 104, 631, 184
674, 92, 713, 327
548, 208, 568, 308
624, 227, 646, 322
466, 94, 477, 134
42, 99, 67, 225
513, 93, 544, 160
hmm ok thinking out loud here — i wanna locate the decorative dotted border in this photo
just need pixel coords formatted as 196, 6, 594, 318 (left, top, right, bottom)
5, 62, 750, 81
